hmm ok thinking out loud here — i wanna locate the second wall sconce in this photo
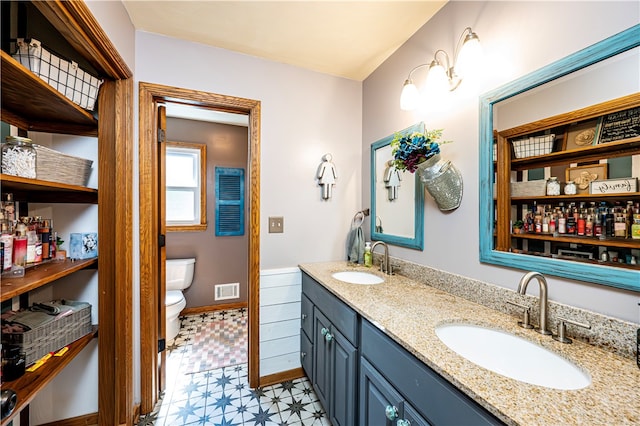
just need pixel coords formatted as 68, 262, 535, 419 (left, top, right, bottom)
400, 27, 482, 111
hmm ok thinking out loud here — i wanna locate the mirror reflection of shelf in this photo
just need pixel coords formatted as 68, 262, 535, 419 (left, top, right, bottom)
510, 233, 640, 250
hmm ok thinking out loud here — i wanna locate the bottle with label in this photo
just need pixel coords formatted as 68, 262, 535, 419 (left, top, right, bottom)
631, 203, 640, 240
558, 203, 567, 234
364, 242, 372, 267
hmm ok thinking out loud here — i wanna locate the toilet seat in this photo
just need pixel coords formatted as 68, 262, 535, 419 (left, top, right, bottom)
166, 290, 184, 307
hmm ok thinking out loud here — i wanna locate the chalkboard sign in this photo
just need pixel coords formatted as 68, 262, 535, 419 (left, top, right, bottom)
598, 106, 640, 143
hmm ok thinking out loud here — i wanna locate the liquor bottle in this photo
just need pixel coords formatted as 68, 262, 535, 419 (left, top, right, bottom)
577, 202, 586, 236
558, 203, 567, 234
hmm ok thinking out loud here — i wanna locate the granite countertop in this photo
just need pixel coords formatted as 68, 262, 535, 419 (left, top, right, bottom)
299, 261, 640, 426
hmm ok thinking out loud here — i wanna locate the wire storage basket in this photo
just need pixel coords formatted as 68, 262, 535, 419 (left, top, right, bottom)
12, 38, 103, 111
511, 134, 556, 159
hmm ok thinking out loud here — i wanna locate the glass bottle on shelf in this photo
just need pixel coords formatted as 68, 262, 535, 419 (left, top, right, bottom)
546, 177, 560, 196
564, 180, 577, 195
1, 136, 37, 179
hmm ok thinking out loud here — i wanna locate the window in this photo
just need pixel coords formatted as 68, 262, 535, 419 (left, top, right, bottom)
166, 142, 206, 231
215, 167, 245, 236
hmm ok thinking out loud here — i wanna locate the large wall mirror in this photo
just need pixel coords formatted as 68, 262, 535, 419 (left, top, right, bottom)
479, 24, 640, 291
371, 123, 424, 250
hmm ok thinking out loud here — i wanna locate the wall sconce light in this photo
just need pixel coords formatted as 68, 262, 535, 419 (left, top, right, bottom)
400, 27, 482, 111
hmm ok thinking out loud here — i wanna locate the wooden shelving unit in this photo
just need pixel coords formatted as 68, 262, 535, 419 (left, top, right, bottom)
1, 258, 98, 302
494, 94, 640, 267
0, 326, 98, 426
0, 50, 97, 136
1, 174, 98, 204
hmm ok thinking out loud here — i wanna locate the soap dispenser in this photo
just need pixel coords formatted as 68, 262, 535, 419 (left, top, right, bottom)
364, 242, 372, 267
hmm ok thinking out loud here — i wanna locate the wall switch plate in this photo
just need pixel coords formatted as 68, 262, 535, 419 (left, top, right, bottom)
269, 216, 284, 233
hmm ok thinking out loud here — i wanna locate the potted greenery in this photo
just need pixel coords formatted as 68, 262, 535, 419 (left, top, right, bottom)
55, 235, 66, 260
513, 220, 524, 234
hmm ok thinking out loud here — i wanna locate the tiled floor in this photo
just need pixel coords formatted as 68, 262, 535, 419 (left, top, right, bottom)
138, 310, 330, 426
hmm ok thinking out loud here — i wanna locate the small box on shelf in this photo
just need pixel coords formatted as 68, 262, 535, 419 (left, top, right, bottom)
69, 233, 97, 260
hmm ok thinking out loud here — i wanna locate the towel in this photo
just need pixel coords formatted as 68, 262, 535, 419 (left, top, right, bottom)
347, 226, 365, 264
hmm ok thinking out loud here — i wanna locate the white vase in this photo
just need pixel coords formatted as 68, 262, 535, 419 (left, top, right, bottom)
416, 154, 463, 211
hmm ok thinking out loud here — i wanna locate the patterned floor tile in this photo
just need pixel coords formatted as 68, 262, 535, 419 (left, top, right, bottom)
137, 309, 328, 426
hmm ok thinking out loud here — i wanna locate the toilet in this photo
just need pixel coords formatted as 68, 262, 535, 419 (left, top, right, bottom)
165, 258, 196, 341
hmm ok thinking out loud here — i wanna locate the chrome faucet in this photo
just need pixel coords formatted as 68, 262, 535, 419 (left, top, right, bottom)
370, 241, 391, 275
517, 272, 552, 335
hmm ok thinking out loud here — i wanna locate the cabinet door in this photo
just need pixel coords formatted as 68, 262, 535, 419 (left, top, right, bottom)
301, 293, 314, 340
300, 330, 313, 379
329, 326, 357, 426
360, 358, 403, 426
313, 307, 331, 411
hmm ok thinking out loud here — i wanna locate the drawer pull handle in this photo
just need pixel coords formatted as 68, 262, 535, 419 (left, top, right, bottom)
385, 405, 399, 421
321, 327, 328, 336
397, 420, 411, 426
325, 332, 333, 342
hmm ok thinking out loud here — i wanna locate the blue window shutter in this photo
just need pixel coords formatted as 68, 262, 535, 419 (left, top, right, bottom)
215, 167, 245, 236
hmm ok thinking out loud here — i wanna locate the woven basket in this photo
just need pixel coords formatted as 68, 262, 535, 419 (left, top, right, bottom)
2, 300, 92, 366
34, 145, 93, 187
512, 134, 555, 159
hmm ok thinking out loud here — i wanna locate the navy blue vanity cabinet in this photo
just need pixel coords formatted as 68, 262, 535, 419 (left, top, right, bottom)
361, 320, 505, 426
301, 272, 358, 426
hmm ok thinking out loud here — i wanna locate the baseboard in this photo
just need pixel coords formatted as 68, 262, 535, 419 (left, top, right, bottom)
181, 301, 248, 316
37, 412, 99, 426
260, 367, 305, 387
180, 302, 249, 315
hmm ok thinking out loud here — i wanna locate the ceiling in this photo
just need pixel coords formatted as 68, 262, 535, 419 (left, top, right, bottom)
121, 1, 447, 81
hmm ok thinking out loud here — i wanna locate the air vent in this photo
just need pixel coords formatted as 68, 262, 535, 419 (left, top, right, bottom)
215, 283, 240, 301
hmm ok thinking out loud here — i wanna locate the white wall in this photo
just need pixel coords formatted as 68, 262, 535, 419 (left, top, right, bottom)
362, 1, 640, 322
135, 31, 363, 269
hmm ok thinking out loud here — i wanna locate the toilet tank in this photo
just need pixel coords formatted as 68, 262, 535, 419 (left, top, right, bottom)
165, 258, 196, 290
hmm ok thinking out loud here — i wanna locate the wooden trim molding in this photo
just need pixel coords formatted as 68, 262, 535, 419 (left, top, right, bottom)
181, 301, 248, 316
138, 82, 261, 413
37, 412, 99, 426
98, 78, 134, 426
260, 368, 305, 388
33, 0, 132, 79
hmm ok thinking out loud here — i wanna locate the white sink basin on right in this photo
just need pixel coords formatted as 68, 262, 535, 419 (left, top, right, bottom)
435, 323, 591, 390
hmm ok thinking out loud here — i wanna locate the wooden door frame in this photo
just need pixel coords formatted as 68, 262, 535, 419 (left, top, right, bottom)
138, 82, 261, 414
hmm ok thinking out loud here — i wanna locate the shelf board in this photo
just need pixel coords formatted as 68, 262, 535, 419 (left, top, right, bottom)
511, 138, 640, 171
1, 51, 98, 136
0, 326, 98, 426
511, 233, 640, 249
1, 258, 98, 303
511, 192, 640, 203
507, 249, 639, 270
1, 174, 98, 204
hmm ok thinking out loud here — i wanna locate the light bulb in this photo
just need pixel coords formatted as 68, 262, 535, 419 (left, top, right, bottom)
424, 61, 449, 101
400, 80, 420, 111
455, 31, 482, 80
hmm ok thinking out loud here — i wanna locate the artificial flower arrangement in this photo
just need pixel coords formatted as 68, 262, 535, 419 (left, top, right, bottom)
391, 128, 451, 173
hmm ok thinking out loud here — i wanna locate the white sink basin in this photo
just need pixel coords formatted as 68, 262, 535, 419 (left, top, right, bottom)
435, 323, 591, 390
331, 271, 384, 285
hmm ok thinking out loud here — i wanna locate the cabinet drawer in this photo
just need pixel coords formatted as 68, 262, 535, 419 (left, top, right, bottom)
302, 273, 358, 346
361, 320, 504, 426
301, 293, 314, 340
300, 330, 313, 379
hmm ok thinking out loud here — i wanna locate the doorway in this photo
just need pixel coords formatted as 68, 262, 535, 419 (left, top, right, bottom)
138, 82, 261, 414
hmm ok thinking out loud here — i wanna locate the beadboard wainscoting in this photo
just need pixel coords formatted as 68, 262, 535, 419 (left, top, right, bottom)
259, 267, 302, 376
